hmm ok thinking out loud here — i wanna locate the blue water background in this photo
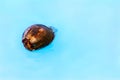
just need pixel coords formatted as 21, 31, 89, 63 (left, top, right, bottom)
0, 0, 120, 80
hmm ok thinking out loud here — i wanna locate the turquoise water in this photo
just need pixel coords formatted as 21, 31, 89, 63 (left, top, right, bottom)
0, 0, 120, 80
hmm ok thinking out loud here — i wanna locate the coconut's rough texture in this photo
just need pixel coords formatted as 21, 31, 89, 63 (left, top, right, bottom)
22, 24, 55, 51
